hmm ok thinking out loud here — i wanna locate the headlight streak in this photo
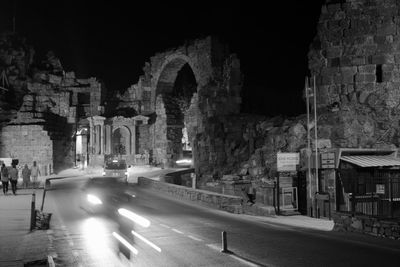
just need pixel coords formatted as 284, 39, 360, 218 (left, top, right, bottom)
87, 194, 102, 205
131, 230, 162, 253
112, 232, 138, 255
175, 159, 192, 164
118, 208, 150, 228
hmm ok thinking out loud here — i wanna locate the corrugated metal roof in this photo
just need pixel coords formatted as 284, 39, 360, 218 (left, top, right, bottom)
340, 155, 400, 167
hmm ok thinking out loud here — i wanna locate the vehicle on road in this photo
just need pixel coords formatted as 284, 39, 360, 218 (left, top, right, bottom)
80, 176, 134, 215
102, 157, 131, 183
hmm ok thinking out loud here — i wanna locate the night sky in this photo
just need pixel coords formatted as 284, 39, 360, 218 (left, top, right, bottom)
0, 1, 325, 117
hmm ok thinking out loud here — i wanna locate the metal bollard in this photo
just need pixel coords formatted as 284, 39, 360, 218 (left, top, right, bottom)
221, 231, 228, 253
30, 192, 36, 231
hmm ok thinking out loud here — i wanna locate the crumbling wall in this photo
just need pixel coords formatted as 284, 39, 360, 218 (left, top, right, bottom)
0, 125, 53, 175
121, 37, 242, 169
195, 114, 307, 184
308, 0, 400, 148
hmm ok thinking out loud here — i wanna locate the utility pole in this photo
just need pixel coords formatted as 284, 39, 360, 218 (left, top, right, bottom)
305, 77, 312, 202
313, 75, 319, 194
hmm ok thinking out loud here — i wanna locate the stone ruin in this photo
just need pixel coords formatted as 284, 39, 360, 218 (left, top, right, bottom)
308, 0, 400, 149
2, 0, 400, 204
113, 36, 243, 171
0, 32, 104, 174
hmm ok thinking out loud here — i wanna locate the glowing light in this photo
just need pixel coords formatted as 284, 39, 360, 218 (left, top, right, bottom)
112, 232, 138, 255
131, 230, 161, 252
176, 159, 192, 164
87, 194, 102, 205
81, 218, 115, 260
118, 208, 150, 228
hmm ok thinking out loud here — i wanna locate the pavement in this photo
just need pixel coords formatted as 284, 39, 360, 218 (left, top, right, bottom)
0, 166, 334, 266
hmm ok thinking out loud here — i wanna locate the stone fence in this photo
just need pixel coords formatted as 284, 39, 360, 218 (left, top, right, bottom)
138, 177, 243, 214
333, 212, 400, 240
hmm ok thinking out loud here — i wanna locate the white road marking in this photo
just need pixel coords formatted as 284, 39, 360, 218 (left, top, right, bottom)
160, 224, 170, 229
206, 243, 221, 251
172, 228, 184, 234
131, 230, 162, 252
187, 235, 203, 242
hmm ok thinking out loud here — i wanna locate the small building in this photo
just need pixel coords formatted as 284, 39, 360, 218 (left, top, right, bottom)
301, 148, 400, 221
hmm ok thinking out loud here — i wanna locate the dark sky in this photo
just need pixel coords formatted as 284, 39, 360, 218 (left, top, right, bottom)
0, 0, 325, 117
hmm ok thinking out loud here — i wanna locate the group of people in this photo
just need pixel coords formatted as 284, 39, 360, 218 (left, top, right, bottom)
1, 161, 41, 195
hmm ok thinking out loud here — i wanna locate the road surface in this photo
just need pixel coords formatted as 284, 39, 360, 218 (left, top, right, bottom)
43, 172, 400, 267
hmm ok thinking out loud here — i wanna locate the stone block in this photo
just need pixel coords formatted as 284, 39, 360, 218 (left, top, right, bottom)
351, 57, 366, 65
357, 64, 376, 74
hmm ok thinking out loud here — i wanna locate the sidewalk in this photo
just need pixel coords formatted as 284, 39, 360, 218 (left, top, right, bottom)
251, 214, 334, 231
0, 188, 52, 266
0, 168, 89, 267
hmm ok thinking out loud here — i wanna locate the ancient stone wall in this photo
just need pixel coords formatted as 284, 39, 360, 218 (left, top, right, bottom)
121, 37, 242, 168
195, 114, 308, 182
0, 125, 53, 175
308, 0, 400, 148
137, 124, 150, 155
333, 212, 400, 239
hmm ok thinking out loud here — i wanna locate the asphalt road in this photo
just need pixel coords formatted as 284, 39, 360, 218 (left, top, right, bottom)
44, 173, 400, 267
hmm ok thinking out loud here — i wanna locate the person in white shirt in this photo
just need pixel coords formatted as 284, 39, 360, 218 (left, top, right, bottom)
31, 161, 41, 189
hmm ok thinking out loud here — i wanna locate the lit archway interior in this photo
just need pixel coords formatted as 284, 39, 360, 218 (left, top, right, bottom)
155, 61, 197, 165
112, 126, 131, 155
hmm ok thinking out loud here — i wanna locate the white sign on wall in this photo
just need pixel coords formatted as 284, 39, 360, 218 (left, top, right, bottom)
277, 153, 299, 172
376, 184, 385, 194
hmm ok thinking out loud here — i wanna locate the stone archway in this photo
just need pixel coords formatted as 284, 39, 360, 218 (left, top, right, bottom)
112, 126, 131, 155
153, 56, 198, 167
126, 36, 243, 171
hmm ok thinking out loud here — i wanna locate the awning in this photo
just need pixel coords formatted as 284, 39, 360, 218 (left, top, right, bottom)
340, 155, 400, 167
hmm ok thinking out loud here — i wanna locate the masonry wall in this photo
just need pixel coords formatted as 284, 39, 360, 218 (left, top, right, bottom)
308, 0, 400, 148
0, 125, 53, 174
333, 212, 400, 239
137, 124, 150, 155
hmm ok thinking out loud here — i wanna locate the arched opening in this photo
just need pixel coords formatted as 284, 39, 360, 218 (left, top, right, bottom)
154, 60, 197, 167
75, 127, 88, 168
172, 63, 197, 153
112, 126, 131, 155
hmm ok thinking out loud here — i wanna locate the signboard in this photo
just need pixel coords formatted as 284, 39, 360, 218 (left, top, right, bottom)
277, 153, 299, 172
321, 152, 335, 169
0, 158, 13, 166
376, 184, 385, 194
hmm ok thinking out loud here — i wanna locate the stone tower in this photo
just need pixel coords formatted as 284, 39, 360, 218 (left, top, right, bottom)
308, 0, 400, 148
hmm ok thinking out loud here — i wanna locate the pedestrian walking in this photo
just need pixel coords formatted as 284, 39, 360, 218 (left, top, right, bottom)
1, 163, 9, 195
22, 164, 31, 188
9, 164, 18, 195
31, 161, 40, 189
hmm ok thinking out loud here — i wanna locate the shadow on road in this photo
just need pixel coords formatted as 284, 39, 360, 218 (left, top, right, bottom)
223, 249, 268, 267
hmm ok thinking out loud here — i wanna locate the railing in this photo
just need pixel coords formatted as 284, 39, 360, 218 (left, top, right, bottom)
339, 170, 400, 219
